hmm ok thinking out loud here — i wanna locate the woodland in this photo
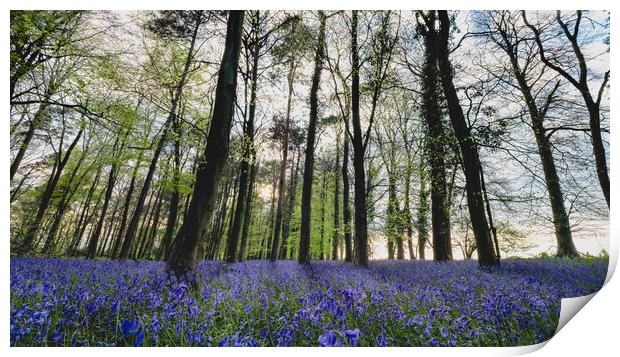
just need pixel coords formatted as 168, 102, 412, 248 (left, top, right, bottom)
9, 10, 610, 347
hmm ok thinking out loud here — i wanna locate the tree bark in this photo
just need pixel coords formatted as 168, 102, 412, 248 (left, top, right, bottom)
496, 19, 578, 258
239, 161, 259, 261
523, 11, 610, 208
432, 10, 498, 266
167, 11, 244, 276
86, 137, 122, 259
421, 19, 451, 261
111, 151, 143, 259
226, 12, 260, 263
331, 136, 341, 260
271, 61, 294, 261
342, 134, 353, 262
298, 11, 326, 264
350, 10, 369, 266
19, 126, 83, 255
416, 158, 429, 260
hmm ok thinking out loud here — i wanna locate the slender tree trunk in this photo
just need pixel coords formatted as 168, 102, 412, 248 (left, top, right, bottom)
403, 153, 415, 260
86, 137, 121, 259
10, 95, 52, 181
271, 61, 295, 261
99, 194, 122, 257
523, 12, 609, 208
318, 173, 328, 260
433, 10, 498, 266
111, 151, 143, 259
226, 13, 260, 263
498, 24, 578, 258
41, 149, 88, 255
416, 156, 429, 260
132, 185, 159, 259
331, 137, 341, 260
69, 167, 102, 256
19, 126, 83, 255
119, 14, 201, 260
298, 11, 326, 264
208, 175, 233, 260
159, 110, 182, 260
350, 10, 369, 266
167, 11, 244, 276
421, 24, 451, 261
341, 135, 353, 262
239, 161, 259, 261
265, 177, 277, 259
141, 186, 165, 259
281, 147, 301, 259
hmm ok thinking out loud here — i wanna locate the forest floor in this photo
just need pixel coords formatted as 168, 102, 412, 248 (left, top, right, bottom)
10, 257, 607, 347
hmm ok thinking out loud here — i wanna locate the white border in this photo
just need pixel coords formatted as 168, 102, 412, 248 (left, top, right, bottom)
2, 1, 617, 356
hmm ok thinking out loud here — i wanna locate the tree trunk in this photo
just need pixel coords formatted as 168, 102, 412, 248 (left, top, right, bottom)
318, 173, 328, 260
111, 151, 143, 259
403, 151, 415, 260
298, 11, 326, 264
331, 136, 341, 260
159, 109, 183, 260
19, 126, 83, 255
498, 23, 578, 258
281, 146, 301, 259
41, 148, 88, 255
271, 61, 294, 261
416, 155, 429, 260
167, 11, 244, 276
239, 161, 259, 261
10, 95, 52, 181
226, 13, 260, 263
433, 10, 498, 266
86, 137, 121, 259
119, 13, 200, 260
342, 134, 353, 262
422, 23, 451, 261
350, 10, 369, 266
69, 167, 102, 256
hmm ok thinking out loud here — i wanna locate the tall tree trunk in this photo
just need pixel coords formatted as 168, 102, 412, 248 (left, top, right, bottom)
69, 167, 102, 256
111, 151, 143, 259
86, 137, 121, 259
210, 174, 235, 260
226, 12, 260, 263
265, 177, 277, 259
318, 173, 328, 260
403, 152, 415, 260
141, 186, 165, 259
350, 11, 369, 266
119, 13, 200, 260
298, 11, 326, 264
523, 11, 610, 208
10, 93, 52, 181
99, 194, 122, 257
159, 109, 183, 261
239, 161, 259, 261
433, 10, 498, 266
280, 147, 301, 259
271, 61, 295, 261
41, 148, 88, 255
421, 22, 451, 261
331, 136, 341, 260
498, 23, 578, 258
167, 11, 244, 276
416, 156, 429, 260
19, 126, 83, 255
341, 134, 353, 262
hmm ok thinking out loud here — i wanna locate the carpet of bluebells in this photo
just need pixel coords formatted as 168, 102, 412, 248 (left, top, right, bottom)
10, 257, 607, 347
